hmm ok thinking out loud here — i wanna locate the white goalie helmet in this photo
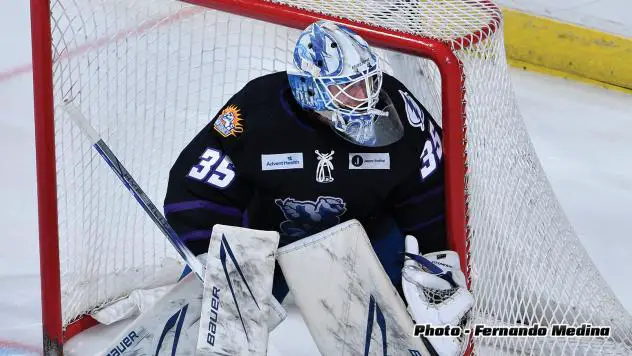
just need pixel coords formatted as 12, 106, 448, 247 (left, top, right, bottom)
288, 20, 403, 147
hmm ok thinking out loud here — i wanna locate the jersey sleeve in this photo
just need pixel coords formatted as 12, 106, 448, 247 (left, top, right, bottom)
389, 88, 448, 254
164, 98, 254, 255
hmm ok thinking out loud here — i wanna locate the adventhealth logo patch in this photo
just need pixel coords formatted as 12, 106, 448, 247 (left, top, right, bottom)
349, 153, 390, 170
261, 153, 303, 171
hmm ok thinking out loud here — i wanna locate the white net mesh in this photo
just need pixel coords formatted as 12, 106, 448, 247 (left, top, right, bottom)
40, 0, 632, 354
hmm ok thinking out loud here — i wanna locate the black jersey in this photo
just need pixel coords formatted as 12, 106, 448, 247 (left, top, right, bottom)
164, 72, 446, 255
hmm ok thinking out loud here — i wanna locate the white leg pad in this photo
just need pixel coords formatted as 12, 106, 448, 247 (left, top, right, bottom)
196, 224, 280, 355
98, 272, 202, 355
277, 219, 431, 356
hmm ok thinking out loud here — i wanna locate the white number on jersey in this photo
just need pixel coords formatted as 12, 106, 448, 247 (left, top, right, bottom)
420, 122, 442, 180
420, 140, 437, 180
429, 121, 442, 160
187, 148, 236, 189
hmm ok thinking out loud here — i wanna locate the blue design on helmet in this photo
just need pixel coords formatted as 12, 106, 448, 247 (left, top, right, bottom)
288, 21, 401, 147
288, 21, 380, 113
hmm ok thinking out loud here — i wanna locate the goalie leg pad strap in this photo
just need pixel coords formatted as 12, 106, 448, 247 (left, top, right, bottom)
276, 219, 430, 356
196, 224, 280, 355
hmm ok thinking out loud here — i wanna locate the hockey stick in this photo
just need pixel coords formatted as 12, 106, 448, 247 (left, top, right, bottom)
61, 102, 287, 328
61, 102, 207, 281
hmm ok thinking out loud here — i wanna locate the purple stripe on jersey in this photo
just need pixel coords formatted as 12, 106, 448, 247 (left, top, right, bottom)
179, 229, 212, 241
394, 186, 444, 208
164, 200, 242, 217
400, 214, 445, 232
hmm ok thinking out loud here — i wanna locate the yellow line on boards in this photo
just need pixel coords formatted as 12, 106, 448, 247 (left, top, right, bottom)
503, 8, 632, 91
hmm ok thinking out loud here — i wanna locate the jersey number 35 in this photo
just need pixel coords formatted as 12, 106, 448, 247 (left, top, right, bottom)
420, 122, 443, 180
186, 148, 236, 189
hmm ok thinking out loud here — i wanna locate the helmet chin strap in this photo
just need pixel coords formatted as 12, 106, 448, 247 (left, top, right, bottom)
368, 107, 389, 117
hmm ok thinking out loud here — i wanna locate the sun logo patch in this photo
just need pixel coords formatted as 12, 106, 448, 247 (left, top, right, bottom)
213, 105, 244, 138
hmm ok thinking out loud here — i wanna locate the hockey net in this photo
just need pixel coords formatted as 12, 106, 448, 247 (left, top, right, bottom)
31, 0, 632, 354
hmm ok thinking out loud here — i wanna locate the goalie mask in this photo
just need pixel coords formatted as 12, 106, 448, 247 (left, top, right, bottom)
288, 21, 404, 147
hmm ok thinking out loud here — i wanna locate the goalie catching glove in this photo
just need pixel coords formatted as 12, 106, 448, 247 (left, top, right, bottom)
402, 235, 474, 356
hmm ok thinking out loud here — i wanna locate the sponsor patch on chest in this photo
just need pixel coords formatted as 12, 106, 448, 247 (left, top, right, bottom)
348, 153, 390, 170
261, 153, 304, 171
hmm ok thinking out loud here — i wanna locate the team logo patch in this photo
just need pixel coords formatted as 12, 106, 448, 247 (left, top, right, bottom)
399, 90, 425, 131
315, 150, 335, 183
213, 105, 244, 138
274, 196, 347, 238
261, 153, 304, 171
349, 153, 390, 170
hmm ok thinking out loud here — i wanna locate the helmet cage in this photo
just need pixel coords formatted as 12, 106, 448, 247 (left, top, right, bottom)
315, 62, 383, 116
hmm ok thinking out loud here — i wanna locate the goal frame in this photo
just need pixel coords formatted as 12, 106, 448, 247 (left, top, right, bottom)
31, 0, 501, 353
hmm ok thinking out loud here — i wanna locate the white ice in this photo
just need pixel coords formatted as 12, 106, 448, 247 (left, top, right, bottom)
0, 2, 631, 355
498, 0, 632, 37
